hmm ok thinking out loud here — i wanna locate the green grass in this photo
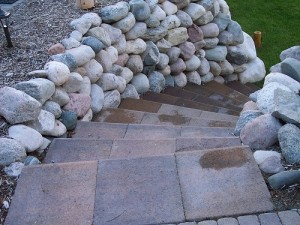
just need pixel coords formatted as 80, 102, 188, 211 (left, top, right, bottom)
226, 0, 300, 74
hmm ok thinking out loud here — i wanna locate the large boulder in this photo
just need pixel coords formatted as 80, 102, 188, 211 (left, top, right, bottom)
281, 57, 300, 82
239, 57, 266, 84
100, 1, 130, 23
280, 46, 300, 61
264, 72, 300, 94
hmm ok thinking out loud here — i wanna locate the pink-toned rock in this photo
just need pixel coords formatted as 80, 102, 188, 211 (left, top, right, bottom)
241, 101, 259, 113
115, 53, 129, 67
170, 58, 186, 75
48, 43, 65, 55
200, 23, 220, 38
63, 93, 91, 118
240, 114, 282, 150
187, 24, 203, 43
179, 42, 195, 60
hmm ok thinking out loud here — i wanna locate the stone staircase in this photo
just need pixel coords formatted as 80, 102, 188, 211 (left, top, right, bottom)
5, 82, 276, 225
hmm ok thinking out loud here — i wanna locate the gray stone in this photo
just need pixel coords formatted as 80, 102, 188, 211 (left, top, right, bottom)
174, 72, 187, 87
278, 210, 300, 225
106, 46, 119, 64
51, 87, 70, 106
240, 114, 282, 150
272, 89, 300, 126
61, 37, 80, 50
161, 15, 181, 30
126, 55, 144, 74
69, 30, 82, 42
156, 39, 172, 53
161, 1, 178, 16
165, 27, 188, 46
86, 27, 111, 47
201, 72, 214, 83
176, 10, 193, 28
170, 0, 190, 9
257, 82, 292, 114
142, 41, 160, 66
0, 87, 42, 124
9, 125, 44, 152
15, 78, 55, 105
101, 24, 122, 45
142, 64, 155, 76
213, 13, 230, 32
84, 59, 103, 83
170, 58, 187, 75
44, 61, 70, 86
38, 138, 51, 152
200, 23, 219, 38
158, 65, 171, 76
179, 41, 196, 60
217, 218, 238, 225
165, 75, 175, 87
183, 3, 205, 21
90, 84, 104, 114
264, 72, 300, 94
145, 0, 158, 11
218, 30, 233, 45
126, 22, 147, 40
82, 37, 105, 54
278, 124, 300, 164
113, 12, 136, 33
186, 71, 201, 85
149, 71, 165, 93
125, 38, 147, 55
198, 220, 217, 225
129, 0, 151, 21
113, 34, 127, 54
79, 76, 91, 95
121, 84, 140, 99
197, 58, 210, 76
42, 101, 62, 119
214, 75, 225, 84
157, 53, 170, 70
241, 101, 259, 113
168, 47, 181, 64
270, 63, 282, 73
197, 0, 214, 11
25, 110, 55, 135
281, 57, 300, 82
96, 73, 119, 92
219, 60, 234, 76
280, 46, 300, 61
0, 138, 26, 166
239, 57, 266, 84
141, 26, 168, 42
60, 111, 77, 131
237, 215, 260, 225
44, 120, 67, 137
70, 17, 92, 35
209, 61, 221, 76
62, 72, 83, 93
66, 45, 95, 67
24, 156, 41, 166
195, 11, 214, 26
120, 67, 134, 84
4, 162, 24, 177
205, 46, 227, 62
227, 20, 244, 45
268, 170, 300, 189
81, 12, 102, 27
259, 156, 284, 174
259, 213, 282, 225
185, 56, 201, 72
152, 5, 166, 21
99, 1, 129, 23
103, 90, 121, 109
234, 110, 263, 136
203, 37, 219, 49
131, 73, 150, 94
232, 64, 247, 73
145, 15, 160, 28
51, 53, 77, 72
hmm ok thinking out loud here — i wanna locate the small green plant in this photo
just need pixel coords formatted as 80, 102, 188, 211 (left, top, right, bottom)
226, 0, 300, 86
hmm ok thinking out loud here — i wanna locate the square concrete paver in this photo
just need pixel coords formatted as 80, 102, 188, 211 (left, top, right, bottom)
237, 215, 260, 225
110, 139, 176, 159
258, 212, 282, 225
175, 147, 274, 221
44, 138, 112, 163
94, 155, 185, 225
5, 161, 97, 225
278, 210, 300, 225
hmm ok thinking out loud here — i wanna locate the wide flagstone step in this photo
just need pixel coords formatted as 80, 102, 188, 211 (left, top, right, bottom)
199, 81, 251, 103
93, 108, 237, 127
162, 86, 243, 112
72, 121, 236, 139
44, 137, 242, 163
183, 84, 245, 108
6, 146, 274, 225
119, 98, 239, 122
225, 81, 259, 96
141, 92, 240, 116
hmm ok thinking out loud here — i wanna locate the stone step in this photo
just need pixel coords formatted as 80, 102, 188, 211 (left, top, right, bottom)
199, 81, 251, 103
6, 146, 274, 224
119, 98, 239, 122
93, 108, 237, 127
162, 86, 243, 112
225, 81, 257, 96
141, 92, 240, 116
183, 83, 245, 108
44, 137, 242, 163
72, 121, 236, 139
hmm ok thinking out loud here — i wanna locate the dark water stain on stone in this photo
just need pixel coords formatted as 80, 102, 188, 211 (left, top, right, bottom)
200, 148, 249, 170
158, 113, 189, 125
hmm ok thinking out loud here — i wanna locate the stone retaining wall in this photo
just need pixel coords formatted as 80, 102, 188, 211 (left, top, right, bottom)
0, 0, 266, 167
